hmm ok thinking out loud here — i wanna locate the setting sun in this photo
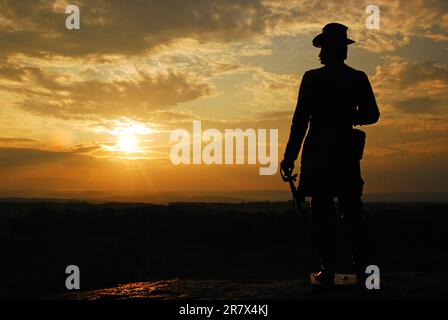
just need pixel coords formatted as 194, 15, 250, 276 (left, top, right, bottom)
106, 118, 155, 155
117, 134, 138, 153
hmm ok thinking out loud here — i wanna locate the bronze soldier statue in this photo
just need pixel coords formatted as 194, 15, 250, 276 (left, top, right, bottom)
281, 23, 380, 284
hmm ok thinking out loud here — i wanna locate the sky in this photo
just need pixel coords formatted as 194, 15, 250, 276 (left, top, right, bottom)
0, 0, 447, 199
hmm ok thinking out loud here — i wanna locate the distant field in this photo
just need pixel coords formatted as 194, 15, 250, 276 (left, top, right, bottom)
1, 201, 447, 299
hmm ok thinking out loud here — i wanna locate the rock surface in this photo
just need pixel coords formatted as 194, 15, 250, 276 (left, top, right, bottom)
59, 273, 448, 300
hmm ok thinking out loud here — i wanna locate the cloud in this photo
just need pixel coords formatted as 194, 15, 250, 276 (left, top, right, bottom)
0, 0, 273, 58
264, 0, 447, 52
372, 56, 448, 107
240, 67, 300, 113
72, 143, 102, 154
0, 137, 38, 143
366, 56, 448, 158
0, 0, 445, 62
0, 147, 99, 167
389, 136, 448, 155
0, 137, 40, 149
0, 64, 212, 119
0, 1, 446, 123
393, 97, 439, 114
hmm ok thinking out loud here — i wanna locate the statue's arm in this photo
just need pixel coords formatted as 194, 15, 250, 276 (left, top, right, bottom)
283, 72, 312, 162
354, 72, 380, 125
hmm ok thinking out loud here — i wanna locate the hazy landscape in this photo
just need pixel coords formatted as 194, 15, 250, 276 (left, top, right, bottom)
1, 200, 447, 299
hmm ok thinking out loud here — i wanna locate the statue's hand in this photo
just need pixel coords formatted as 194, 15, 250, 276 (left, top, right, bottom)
280, 159, 294, 178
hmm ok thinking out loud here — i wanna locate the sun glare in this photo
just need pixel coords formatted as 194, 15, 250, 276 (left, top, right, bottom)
117, 134, 138, 153
101, 118, 155, 156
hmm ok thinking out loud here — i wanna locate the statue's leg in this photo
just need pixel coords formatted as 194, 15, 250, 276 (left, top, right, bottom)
311, 193, 335, 283
339, 193, 365, 280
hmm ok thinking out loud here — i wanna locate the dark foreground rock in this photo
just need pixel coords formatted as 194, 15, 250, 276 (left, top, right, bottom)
59, 273, 448, 300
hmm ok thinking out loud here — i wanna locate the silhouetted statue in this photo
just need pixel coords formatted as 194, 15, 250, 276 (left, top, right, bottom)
281, 23, 380, 284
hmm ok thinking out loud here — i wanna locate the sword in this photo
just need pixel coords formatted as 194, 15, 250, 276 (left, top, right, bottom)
280, 168, 312, 223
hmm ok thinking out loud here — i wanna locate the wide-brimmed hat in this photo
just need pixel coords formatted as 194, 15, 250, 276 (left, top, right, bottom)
312, 23, 355, 48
